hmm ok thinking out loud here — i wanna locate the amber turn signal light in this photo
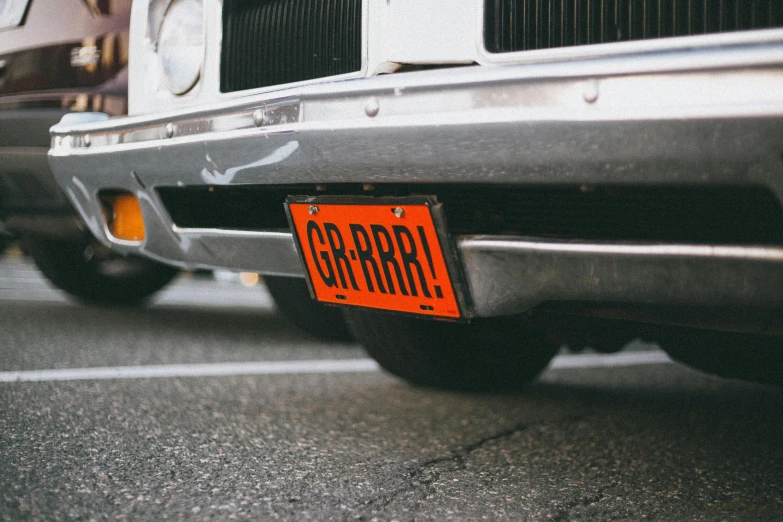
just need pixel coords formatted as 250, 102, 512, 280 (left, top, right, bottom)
99, 191, 146, 242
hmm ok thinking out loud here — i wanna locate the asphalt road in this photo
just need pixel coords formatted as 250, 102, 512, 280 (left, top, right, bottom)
1, 252, 782, 521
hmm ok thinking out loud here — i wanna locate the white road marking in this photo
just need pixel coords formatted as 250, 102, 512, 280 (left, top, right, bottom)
0, 282, 273, 307
0, 351, 671, 383
0, 288, 272, 306
0, 276, 49, 283
0, 359, 381, 383
0, 294, 65, 302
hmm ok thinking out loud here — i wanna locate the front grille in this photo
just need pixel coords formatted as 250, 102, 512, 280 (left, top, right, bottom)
157, 184, 783, 246
221, 0, 362, 93
485, 0, 783, 53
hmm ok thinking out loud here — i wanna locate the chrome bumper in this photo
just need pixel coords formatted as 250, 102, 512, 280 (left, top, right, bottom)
49, 44, 783, 316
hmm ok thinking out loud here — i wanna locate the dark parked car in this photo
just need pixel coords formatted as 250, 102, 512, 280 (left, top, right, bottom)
0, 0, 177, 305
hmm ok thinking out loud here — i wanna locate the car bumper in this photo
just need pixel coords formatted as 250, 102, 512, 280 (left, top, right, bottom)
49, 44, 783, 317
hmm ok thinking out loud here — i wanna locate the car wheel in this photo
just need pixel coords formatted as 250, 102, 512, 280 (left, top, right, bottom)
263, 275, 353, 342
343, 309, 560, 391
25, 237, 178, 306
658, 327, 783, 386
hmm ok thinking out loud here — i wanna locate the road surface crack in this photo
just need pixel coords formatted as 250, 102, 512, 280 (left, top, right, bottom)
551, 491, 607, 521
358, 423, 529, 513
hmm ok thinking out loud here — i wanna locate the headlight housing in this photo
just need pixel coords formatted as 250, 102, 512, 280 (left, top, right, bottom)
157, 0, 205, 95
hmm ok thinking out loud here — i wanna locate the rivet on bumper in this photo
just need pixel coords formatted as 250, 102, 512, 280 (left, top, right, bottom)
253, 109, 266, 127
583, 79, 600, 104
364, 97, 380, 118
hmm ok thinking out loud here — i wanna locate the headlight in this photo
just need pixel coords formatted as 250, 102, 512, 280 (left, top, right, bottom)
157, 0, 205, 95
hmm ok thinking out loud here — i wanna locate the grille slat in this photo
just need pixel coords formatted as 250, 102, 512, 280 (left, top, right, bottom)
487, 0, 783, 53
221, 0, 362, 93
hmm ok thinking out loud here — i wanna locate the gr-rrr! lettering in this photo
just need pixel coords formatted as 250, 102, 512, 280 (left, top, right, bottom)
306, 220, 443, 299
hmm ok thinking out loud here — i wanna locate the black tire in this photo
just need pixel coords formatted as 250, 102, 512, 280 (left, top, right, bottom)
658, 327, 783, 386
25, 237, 178, 306
343, 309, 560, 391
264, 275, 353, 342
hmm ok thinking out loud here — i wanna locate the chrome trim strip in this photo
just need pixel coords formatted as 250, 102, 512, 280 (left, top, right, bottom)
155, 228, 304, 276
459, 238, 783, 262
458, 236, 783, 317
171, 226, 291, 238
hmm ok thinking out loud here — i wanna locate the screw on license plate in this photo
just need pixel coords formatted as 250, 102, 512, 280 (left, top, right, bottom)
393, 207, 404, 218
308, 205, 319, 215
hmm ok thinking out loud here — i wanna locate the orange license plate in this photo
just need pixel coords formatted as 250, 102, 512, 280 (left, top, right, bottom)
287, 197, 463, 318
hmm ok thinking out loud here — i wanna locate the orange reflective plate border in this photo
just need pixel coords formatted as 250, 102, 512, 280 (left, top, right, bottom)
287, 198, 462, 319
